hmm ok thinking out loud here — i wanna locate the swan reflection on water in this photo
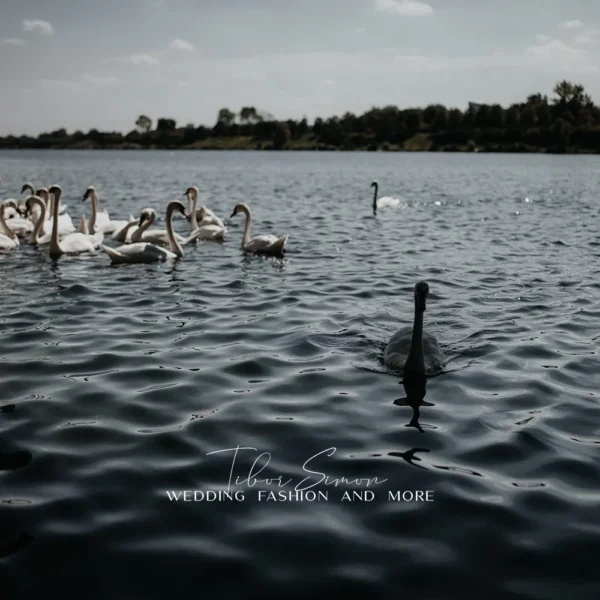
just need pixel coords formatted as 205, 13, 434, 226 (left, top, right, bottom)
393, 372, 435, 433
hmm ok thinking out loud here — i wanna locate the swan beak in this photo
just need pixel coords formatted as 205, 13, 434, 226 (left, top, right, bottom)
229, 211, 236, 218
20, 185, 28, 194
418, 296, 427, 312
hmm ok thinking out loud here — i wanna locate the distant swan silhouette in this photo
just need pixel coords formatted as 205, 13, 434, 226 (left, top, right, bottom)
230, 203, 287, 256
383, 281, 444, 376
371, 181, 400, 215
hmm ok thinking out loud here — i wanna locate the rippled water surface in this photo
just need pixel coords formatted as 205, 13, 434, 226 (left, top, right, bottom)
1, 150, 599, 599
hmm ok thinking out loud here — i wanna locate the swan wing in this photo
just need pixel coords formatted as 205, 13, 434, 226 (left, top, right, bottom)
245, 234, 287, 254
0, 234, 18, 249
188, 224, 227, 242
377, 196, 401, 208
383, 328, 444, 375
102, 242, 174, 264
59, 232, 96, 254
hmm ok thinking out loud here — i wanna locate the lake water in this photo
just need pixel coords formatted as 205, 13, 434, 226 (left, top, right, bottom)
1, 150, 599, 599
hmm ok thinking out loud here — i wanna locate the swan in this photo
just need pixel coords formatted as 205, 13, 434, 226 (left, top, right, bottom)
383, 281, 445, 376
111, 215, 137, 241
22, 182, 68, 215
25, 195, 52, 245
82, 186, 128, 234
370, 181, 401, 215
130, 208, 187, 246
39, 188, 75, 237
47, 185, 98, 258
196, 205, 225, 228
0, 176, 19, 220
230, 203, 287, 256
1, 200, 33, 236
186, 187, 226, 242
184, 186, 221, 228
102, 200, 185, 264
0, 202, 20, 250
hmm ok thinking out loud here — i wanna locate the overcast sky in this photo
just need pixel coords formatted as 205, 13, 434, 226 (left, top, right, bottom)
2, 0, 600, 135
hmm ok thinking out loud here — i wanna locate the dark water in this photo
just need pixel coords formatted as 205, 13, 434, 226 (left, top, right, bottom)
1, 150, 599, 599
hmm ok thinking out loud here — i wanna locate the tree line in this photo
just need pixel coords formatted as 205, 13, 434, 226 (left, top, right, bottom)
1, 81, 599, 153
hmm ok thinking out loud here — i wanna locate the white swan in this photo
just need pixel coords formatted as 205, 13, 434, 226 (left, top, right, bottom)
0, 202, 20, 250
371, 181, 401, 215
22, 182, 68, 215
184, 186, 222, 228
48, 185, 98, 258
383, 281, 445, 376
102, 200, 185, 264
39, 187, 75, 237
130, 208, 187, 246
82, 186, 128, 234
0, 176, 19, 220
25, 195, 52, 245
186, 187, 226, 242
111, 215, 137, 241
230, 203, 287, 256
1, 199, 33, 236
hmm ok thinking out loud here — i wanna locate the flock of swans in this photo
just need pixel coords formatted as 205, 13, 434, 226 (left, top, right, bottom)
0, 176, 443, 378
0, 180, 288, 263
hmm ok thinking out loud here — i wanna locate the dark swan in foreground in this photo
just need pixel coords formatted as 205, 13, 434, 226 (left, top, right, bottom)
370, 181, 400, 215
383, 281, 444, 376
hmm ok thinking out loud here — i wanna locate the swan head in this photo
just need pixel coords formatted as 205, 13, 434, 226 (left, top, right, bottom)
20, 182, 35, 195
49, 185, 62, 197
230, 203, 248, 218
370, 181, 378, 188
167, 200, 187, 218
184, 186, 199, 198
414, 281, 429, 312
25, 195, 44, 217
82, 186, 96, 201
138, 208, 156, 227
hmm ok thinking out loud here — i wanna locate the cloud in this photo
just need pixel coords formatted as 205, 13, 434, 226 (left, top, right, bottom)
40, 79, 82, 92
535, 34, 550, 42
2, 38, 27, 46
83, 74, 122, 86
559, 20, 583, 29
523, 39, 597, 72
375, 0, 433, 16
127, 53, 160, 65
23, 20, 54, 35
169, 39, 195, 52
573, 29, 600, 45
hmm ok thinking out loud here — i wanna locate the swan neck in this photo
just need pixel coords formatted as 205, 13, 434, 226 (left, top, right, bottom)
241, 206, 251, 247
0, 206, 16, 239
29, 197, 46, 243
49, 190, 61, 256
372, 184, 378, 213
131, 213, 154, 243
166, 205, 183, 257
405, 298, 425, 374
90, 191, 98, 232
189, 192, 198, 231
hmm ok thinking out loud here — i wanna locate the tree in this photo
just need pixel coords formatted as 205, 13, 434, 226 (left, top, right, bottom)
447, 109, 463, 129
156, 118, 176, 131
432, 107, 448, 130
505, 106, 520, 127
135, 115, 152, 133
273, 122, 291, 149
217, 108, 236, 126
240, 107, 260, 123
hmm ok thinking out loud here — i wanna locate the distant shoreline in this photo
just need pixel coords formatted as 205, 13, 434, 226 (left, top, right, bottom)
3, 80, 599, 155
